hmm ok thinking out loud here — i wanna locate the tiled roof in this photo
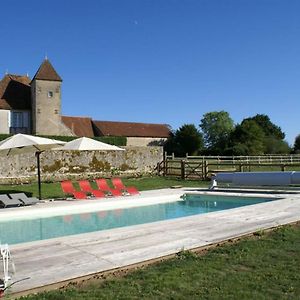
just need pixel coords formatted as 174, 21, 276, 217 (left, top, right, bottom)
92, 120, 171, 138
32, 59, 62, 82
62, 116, 94, 137
0, 74, 31, 110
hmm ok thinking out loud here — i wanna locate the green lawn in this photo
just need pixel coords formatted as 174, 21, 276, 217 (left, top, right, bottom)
0, 176, 208, 200
19, 224, 300, 299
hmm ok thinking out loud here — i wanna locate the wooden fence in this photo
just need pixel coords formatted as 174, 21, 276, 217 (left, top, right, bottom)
156, 154, 300, 180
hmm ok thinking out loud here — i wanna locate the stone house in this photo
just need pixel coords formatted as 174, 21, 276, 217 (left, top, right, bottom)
0, 59, 170, 146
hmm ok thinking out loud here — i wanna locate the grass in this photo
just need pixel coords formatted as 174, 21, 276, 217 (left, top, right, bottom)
19, 224, 300, 299
0, 176, 208, 200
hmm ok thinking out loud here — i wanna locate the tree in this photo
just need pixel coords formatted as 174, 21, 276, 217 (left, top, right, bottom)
293, 134, 300, 153
243, 114, 285, 140
264, 137, 291, 154
164, 124, 204, 156
175, 124, 204, 156
242, 114, 288, 154
229, 120, 265, 155
199, 111, 234, 154
164, 131, 178, 155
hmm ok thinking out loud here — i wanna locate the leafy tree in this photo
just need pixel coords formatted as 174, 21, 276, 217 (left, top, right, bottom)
164, 124, 204, 156
164, 131, 177, 154
243, 114, 285, 140
239, 114, 288, 154
229, 120, 265, 155
264, 137, 291, 154
175, 124, 204, 156
199, 111, 234, 154
293, 134, 300, 153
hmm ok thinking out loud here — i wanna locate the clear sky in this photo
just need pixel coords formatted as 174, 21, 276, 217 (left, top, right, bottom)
1, 0, 299, 144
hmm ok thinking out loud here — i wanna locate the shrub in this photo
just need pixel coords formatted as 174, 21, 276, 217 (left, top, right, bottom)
0, 134, 127, 146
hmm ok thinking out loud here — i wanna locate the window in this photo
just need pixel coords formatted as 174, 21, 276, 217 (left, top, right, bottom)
10, 111, 30, 134
11, 112, 24, 127
48, 91, 54, 98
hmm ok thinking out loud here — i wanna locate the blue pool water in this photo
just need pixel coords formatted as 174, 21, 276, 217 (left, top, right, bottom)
0, 194, 275, 245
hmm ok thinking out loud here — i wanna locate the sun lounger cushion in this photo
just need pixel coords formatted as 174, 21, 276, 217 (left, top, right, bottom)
60, 181, 89, 200
0, 194, 22, 208
73, 191, 88, 200
78, 180, 106, 198
61, 181, 77, 194
95, 179, 123, 196
9, 193, 38, 206
112, 178, 139, 195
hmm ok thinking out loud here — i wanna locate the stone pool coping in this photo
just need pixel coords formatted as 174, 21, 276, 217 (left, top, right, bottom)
2, 187, 300, 296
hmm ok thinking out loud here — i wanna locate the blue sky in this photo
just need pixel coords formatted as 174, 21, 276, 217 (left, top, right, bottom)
1, 0, 299, 144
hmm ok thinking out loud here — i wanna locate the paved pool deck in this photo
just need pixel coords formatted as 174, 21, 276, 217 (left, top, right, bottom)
2, 187, 300, 297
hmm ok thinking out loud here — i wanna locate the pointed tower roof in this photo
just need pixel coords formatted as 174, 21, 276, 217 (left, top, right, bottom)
32, 59, 62, 82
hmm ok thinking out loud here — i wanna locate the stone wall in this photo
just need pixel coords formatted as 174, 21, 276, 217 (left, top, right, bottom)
0, 146, 163, 184
0, 110, 10, 134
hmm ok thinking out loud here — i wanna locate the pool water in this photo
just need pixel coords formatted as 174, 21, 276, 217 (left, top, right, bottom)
0, 194, 274, 245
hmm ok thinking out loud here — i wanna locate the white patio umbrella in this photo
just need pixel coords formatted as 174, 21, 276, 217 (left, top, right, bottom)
0, 134, 66, 199
58, 137, 125, 151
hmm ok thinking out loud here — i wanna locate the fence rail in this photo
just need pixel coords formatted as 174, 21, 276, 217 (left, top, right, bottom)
166, 154, 300, 163
157, 154, 300, 180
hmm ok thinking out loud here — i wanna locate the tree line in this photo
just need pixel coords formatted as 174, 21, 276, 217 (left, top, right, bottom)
165, 111, 300, 156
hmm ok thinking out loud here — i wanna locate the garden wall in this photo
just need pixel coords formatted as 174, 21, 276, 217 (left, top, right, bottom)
0, 146, 163, 184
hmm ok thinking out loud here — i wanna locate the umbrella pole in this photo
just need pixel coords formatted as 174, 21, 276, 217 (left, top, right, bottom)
36, 151, 42, 200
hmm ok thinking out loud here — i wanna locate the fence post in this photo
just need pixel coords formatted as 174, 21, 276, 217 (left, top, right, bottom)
163, 159, 167, 177
202, 157, 205, 180
181, 160, 186, 180
204, 160, 208, 180
162, 152, 166, 176
239, 163, 244, 172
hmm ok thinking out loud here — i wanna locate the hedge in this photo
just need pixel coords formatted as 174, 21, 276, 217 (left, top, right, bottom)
0, 134, 127, 146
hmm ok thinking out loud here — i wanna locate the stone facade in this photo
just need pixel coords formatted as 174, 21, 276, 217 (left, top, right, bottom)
0, 110, 10, 134
0, 146, 163, 184
31, 80, 72, 136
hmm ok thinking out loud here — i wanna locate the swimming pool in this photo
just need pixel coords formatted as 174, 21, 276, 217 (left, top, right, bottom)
0, 194, 275, 245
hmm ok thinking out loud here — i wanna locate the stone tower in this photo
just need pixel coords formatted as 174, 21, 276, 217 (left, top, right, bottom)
31, 59, 70, 136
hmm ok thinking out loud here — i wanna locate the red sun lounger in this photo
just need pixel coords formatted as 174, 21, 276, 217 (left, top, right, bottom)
60, 181, 88, 200
95, 179, 122, 197
72, 191, 88, 200
78, 180, 105, 198
111, 178, 139, 195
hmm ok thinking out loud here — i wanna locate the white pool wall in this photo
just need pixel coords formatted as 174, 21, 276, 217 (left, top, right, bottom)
0, 193, 184, 222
